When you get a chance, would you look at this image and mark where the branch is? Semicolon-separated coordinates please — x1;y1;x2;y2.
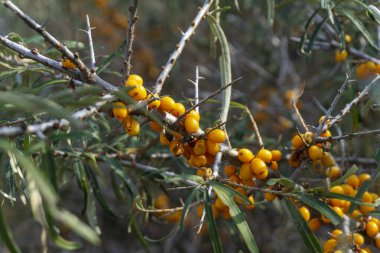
244;106;264;148
3;0;93;82
122;0;139;82
86;15;96;71
316;129;380;142
154;0;214;94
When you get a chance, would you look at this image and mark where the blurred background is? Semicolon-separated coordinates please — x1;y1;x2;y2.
1;0;380;252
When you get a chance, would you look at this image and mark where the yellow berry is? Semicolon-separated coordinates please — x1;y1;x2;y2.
366;221;379;237
229;174;241;184
270;161;278;171
170;140;184;156
112;102;128;120
127;82;147;101
345;34;352;43
237;148;254;163
291;134;304;148
322;152;335;167
191;155;207;167
186;110;200;121
194;139;206;155
331;229;343;237
323;239;337;252
159;96;176;112
308;145;323;160
206;141;220;155
347;175;360;189
127;74;143;85
61;58;76;69
298;206;310;221
341;184;355;196
358;173;371;185
244;195;255;210
239;163;253;181
335;49;348;62
308;218;322;232
256;149;272;163
207;129;226;143
362;191;373;203
159;132;171;146
224;165;236;177
125;119;140;136
250;158;268;178
353;232;364;246
171;103;186;117
146;94;161;110
271;150;282;161
264;192;276;202
326;166;341;179
376;237;380;249
184;117;199;133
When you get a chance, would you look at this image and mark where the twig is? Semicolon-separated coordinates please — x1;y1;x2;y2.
154;0;214;94
3;0;93;82
122;0;139;82
334;157;377;166
244;106;264;148
175;76;243;124
316;129;380;142
315;73;352;137
292;92;309;132
188;66;204;113
325;75;380;130
86;15;96;71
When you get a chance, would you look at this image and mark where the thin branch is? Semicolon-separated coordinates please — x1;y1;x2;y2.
86;15;96;71
122;0;139;82
325;75;380;130
3;0;93;81
188;66;204;113
244;106;264;148
154;0;214;94
292;93;309;132
316;129;380;142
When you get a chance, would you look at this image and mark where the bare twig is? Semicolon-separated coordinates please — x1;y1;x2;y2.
292;93;309;132
122;0;139;82
325;75;380;130
85;15;96;71
245;106;264;148
316;129;380;142
154;0;214;94
188;66;204;113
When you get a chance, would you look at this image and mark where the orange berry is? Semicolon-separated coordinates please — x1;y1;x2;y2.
207;129;226;143
159;132;171;146
146;93;161;110
171;103;186;117
124;118;140;136
321;130;332;138
126;74;143;86
312;159;324;173
237;148;254;163
322;152;335;167
61;58;76;69
170;140;184;156
270;161;278;171
229;174;241;184
242;179;254;187
345;34;352;43
331;229;343;237
289;158;301;168
244;195;255;210
224;165;236;177
323;239;337;252
154;194;169;209
358;173;371;185
326;166;341;179
366;221;379;238
192;155;207;167
308;145;323;160
250;158;267;177
184;117;199;133
112;102;128;120
234;188;246;204
335;49;348;62
194;139;206;155
346;175;360;189
256;149;272;163
298;206;310;221
318;116;330;125
159;96;176;112
206;141;220;155
308;218;322;232
341;184;354;196
185;110;200;121
353;232;364;246
270;150;282;161
264;192;276;202
239;163;253;181
196;204;204;217
291;134;304;148
303;131;314;144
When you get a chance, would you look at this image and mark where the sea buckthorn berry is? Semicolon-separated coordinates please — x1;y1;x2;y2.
366;221;379;237
194;139;206;155
237;148;254;163
326;166;341;179
358;173;371;185
289;158;301;168
146;94;161;110
255;167;269;180
345;34;352;43
362;191;373;203
251;158;267;176
291;134;304;148
224;165;236;177
186;110;200;121
112;102;128;120
184;117;199;133
229;174;241;184
318;115;331;125
362;248;371;253
270;161;278;171
126;74;143;86
171;103;185;117
192;155;207;167
244;195;255;210
335;49;348;62
308;145;323;160
298;206;310;221
126;119;140;136
239;163;253;181
322;152;335;167
206;141;220;155
264;192;276;202
353;233;364;246
242;179;254;187
370;217;380;228
159;132;171;146
341;184;354;196
206;154;215;165
154;194;169;209
303;131;314;144
128;83;147;101
207;129;226;143
321;130;332;138
256;149;272;163
271;150;282;161
346;175;360;189
159;96;176;112
308;218;322;232
323;239;337;252
331;229;343;237
149;121;163;132
61;58;76;69
311;159;324;174
170;140;184;156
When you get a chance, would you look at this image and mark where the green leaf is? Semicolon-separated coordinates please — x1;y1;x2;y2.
211;182;259;253
266;0;275;27
293;193;343;226
0;206;21;253
368;5;380;24
179;186;201;230
340;9;378;49
284;198;323;253
299;9;321;54
266;178;294;189
205;190;224;253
